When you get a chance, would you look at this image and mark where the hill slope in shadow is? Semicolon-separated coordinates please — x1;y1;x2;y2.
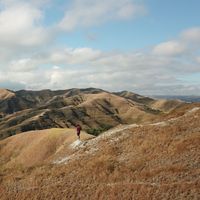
0;88;185;140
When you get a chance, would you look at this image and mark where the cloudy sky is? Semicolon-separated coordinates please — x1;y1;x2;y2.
0;0;200;95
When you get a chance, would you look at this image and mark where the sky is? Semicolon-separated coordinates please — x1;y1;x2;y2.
0;0;200;95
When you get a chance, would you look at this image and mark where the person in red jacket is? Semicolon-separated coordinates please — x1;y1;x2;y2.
76;124;82;140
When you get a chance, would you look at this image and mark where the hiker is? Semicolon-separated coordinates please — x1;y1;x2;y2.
76;124;82;140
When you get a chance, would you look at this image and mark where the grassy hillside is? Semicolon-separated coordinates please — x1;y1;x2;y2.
1;88;182;140
0;103;199;199
0;128;94;169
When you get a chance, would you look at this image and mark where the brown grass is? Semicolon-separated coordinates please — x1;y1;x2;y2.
150;99;184;112
0;128;93;169
0;89;15;100
0;105;200;199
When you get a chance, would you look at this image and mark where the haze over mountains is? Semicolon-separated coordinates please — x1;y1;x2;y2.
153;95;200;103
0;88;185;140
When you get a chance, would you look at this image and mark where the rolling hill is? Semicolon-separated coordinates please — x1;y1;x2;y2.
0;88;185;140
0;102;199;199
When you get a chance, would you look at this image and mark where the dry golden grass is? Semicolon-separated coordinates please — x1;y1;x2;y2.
0;91;163;140
0;89;15;100
0;105;200;199
0;128;93;169
78;92;157;124
150;99;184;112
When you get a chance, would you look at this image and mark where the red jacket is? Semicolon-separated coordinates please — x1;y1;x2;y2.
76;125;82;133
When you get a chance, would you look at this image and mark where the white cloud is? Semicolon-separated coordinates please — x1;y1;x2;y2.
1;42;199;94
0;0;53;60
49;48;102;64
152;41;186;56
0;0;56;70
0;0;199;96
9;58;38;72
0;0;50;7
181;27;200;43
152;27;200;57
59;0;146;31
196;56;200;64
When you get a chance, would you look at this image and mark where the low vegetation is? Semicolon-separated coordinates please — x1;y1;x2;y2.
86;124;113;136
0;104;199;199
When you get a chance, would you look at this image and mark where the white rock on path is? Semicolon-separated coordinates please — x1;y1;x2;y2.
70;139;84;149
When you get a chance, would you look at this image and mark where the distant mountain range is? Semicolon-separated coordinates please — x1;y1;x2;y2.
0;88;185;140
153;95;200;103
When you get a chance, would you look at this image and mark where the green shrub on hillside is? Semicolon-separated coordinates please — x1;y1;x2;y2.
86;124;112;136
